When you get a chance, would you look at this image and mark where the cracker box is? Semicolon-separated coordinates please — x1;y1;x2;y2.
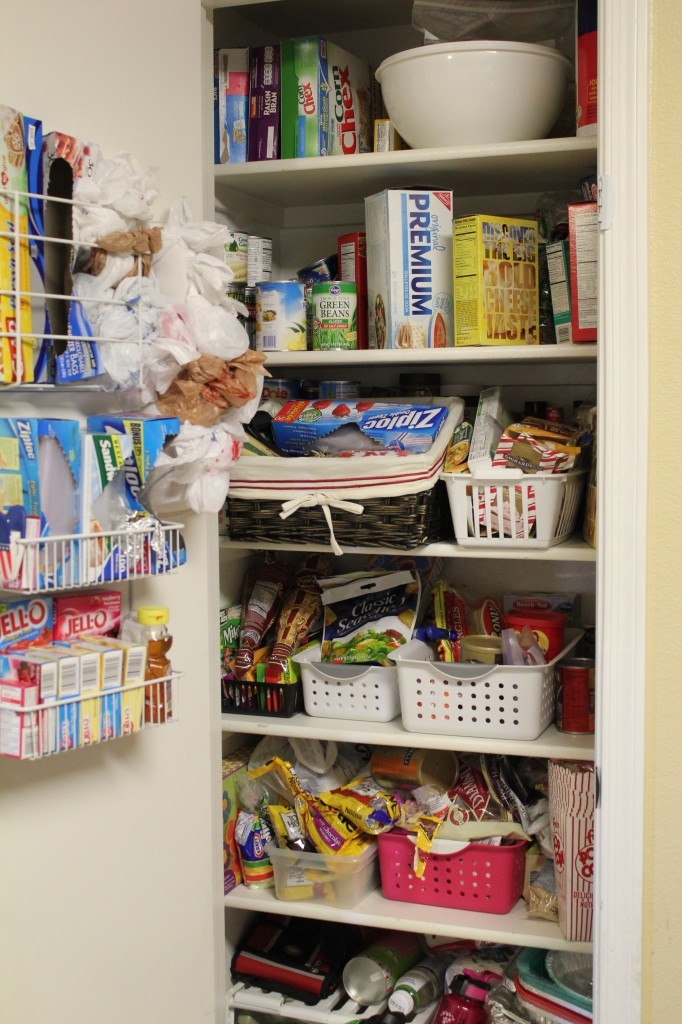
222;746;254;894
568;201;598;342
453;214;539;346
366;189;454;349
214;48;249;164
281;37;375;158
548;759;595;941
0;104;34;383
248;45;281;162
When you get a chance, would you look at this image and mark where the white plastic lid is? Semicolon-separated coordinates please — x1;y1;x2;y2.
387;989;415;1016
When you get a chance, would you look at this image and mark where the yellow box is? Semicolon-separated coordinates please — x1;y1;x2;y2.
0;105;34;382
453;214;539;346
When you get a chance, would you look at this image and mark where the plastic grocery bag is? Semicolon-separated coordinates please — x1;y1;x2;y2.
73;151;159;242
153;197;234;308
413;0;576;50
248;737;369;796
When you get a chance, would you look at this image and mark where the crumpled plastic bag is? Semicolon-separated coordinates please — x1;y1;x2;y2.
73;151;159;242
153;197;234;308
156;350;269;426
185;287;250;361
140;420;245;515
248;737;370;797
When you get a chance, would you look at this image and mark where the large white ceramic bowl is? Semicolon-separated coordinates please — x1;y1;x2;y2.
375;40;573;148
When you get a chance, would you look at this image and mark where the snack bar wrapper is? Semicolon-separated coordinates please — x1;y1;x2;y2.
548;759;595;941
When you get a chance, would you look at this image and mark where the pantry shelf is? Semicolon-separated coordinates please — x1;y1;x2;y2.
214;137;598;209
220;712;594;761
261;345;598;370
224;885;592;954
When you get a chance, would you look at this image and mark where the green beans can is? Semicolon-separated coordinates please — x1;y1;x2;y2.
311;282;358;350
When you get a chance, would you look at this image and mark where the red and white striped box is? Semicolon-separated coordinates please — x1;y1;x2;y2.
548;759;596;941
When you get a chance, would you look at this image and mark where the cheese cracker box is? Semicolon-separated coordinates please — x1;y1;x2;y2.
222;746;254;894
453;214;539;346
0;105;34;382
366;189;454;349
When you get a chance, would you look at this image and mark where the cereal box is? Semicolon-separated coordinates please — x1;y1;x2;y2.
214;48;249;164
453;214;539;346
222;746;254;894
0;104;34;382
568;201;598;342
548;759;595;941
281;37;375;159
366;189;454;349
247;45;281;162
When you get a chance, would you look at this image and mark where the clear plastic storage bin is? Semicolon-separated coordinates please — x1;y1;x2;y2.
266;841;378;909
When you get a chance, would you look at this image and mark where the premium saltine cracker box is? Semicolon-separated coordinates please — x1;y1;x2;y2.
366;188;454;349
453;214;539;346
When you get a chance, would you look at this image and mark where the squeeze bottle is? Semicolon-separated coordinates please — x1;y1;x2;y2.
137;605;173;724
387;953;450;1019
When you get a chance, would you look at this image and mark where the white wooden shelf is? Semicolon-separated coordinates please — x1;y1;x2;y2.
224;885;591;954
220;712;594;761
260;344;598;370
214;137;597;209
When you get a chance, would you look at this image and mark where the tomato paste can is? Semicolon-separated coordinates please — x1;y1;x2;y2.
255;281;307;351
556;657;595;734
247;235;273;287
311;282;358;350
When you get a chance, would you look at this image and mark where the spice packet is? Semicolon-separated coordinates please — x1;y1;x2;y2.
320;569;420;665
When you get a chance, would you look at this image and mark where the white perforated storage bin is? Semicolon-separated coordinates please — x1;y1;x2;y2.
390;629;582;740
294;646;400;722
441;467;587;548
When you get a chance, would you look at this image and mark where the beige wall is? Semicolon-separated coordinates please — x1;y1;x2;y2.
644;3;682;1021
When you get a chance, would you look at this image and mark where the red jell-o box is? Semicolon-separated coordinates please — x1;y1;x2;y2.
54;592;121;642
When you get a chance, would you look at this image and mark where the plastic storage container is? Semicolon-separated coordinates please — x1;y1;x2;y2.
377;832;527;915
389;630;583;741
266;841;378;909
294;646;401;723
441;468;587;549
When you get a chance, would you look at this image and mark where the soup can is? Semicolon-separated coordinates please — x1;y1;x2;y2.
556;658;595;734
311;282;358;350
247;235;273;287
255;281;307;351
318;380;360;399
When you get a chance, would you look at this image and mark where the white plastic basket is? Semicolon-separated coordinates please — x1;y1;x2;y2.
441;467;587;548
390;629;583;740
294;645;401;722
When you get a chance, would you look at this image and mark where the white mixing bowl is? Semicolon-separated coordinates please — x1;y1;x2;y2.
375;40;573;148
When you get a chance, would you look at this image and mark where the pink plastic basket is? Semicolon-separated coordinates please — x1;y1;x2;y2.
377;832;527;915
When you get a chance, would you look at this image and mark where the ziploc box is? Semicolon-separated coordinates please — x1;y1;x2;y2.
79;431;134;584
85;416;180;514
222;746;254;894
0;417;42;587
366;189;454;349
42;132;102;383
272;400;449;456
0;105;34;382
453;214;539;346
248;45;281;162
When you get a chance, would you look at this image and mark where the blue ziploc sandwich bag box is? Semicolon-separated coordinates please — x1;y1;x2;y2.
0;418;42;587
272;400;449;456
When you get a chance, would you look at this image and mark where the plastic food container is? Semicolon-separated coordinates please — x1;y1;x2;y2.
389;630;583;741
377;832;526;915
294;645;401;722
266;841;378;909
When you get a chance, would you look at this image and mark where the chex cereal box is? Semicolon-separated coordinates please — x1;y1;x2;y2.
272;400;449;456
453;214;539;346
366;189;454;349
0;104;34;382
281;37;375;158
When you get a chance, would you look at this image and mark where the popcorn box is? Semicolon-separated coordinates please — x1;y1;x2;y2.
0;104;34;383
222;746;254;894
454;214;539;346
366;189;454;349
548;759;596;941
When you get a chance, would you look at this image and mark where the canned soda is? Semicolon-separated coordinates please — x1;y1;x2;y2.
556;657;595;733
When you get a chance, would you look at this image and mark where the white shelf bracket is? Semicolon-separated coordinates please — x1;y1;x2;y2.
598;174;614;231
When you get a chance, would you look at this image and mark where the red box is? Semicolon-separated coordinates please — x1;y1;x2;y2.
548;759;596;941
338;231;368;349
53;591;121;642
568;202;598;342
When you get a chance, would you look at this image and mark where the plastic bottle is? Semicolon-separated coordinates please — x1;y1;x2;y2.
432;975;489;1024
136;605;173;724
387;953;451;1019
342;931;424;1006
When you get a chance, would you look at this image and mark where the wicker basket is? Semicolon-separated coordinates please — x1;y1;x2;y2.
225;479;452;549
